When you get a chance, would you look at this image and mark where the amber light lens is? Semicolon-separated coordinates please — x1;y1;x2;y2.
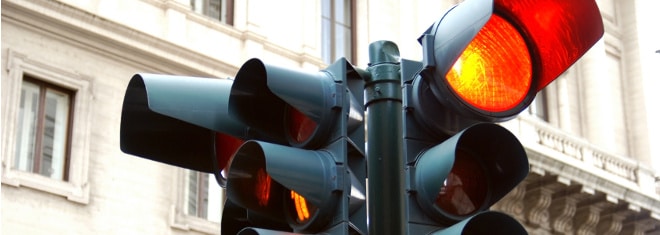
288;107;318;144
446;14;532;113
436;149;487;216
290;190;318;224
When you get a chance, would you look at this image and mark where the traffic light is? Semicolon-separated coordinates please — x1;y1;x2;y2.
402;0;604;234
223;58;367;234
120;74;263;186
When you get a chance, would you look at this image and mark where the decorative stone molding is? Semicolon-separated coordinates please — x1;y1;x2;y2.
494;116;660;234
492;181;527;223
550;189;580;233
575;204;601;235
597;213;624;235
525;186;553;230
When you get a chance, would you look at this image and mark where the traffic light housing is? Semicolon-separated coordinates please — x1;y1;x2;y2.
402;0;604;233
223;58;366;234
411;0;605;134
119;0;605;233
120;74;254;186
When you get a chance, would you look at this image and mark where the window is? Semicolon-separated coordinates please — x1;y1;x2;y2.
14;76;73;181
191;0;234;25
2;50;91;204
184;171;223;223
170;169;224;233
528;89;548;121
322;0;355;64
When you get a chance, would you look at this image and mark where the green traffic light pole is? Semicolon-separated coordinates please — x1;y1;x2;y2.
365;40;406;235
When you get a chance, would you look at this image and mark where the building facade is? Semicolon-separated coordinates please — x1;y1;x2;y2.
2;0;659;234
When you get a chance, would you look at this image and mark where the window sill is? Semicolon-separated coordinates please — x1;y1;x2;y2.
1;169;89;204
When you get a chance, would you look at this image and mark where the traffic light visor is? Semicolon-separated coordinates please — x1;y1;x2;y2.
229;58;339;148
495;0;605;91
120;74;250;175
414;123;528;222
225;141;340;231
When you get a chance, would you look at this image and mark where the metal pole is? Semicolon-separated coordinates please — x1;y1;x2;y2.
365;40;406;235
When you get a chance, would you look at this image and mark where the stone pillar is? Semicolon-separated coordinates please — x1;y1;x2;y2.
579;40;623;154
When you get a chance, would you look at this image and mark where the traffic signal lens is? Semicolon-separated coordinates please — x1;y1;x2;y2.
289;190;319;224
288;106;318;144
215;133;244;172
255;168;272;207
436;148;487;216
446;14;532;113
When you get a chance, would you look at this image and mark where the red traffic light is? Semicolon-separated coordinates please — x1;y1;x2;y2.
445;14;532;113
215;133;244;172
419;0;604;121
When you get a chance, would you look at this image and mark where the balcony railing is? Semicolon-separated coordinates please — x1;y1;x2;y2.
503;115;659;197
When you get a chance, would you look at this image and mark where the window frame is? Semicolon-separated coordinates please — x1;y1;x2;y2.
170;168;224;234
14;76;75;181
2;49;91;204
190;0;234;26
321;0;356;64
185;170;211;219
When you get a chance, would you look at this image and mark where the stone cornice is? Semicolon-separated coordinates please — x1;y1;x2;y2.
2;0;326;77
2;0;241;77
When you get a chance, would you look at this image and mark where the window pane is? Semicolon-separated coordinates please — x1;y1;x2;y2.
322;0;331;18
334;0;350;25
321;0;353;64
41;88;70;180
322;18;333;63
191;0;230;23
185;171;222;222
187;170;199;216
335;23;351;60
191;0;204;14
198;172;209;219
206;173;222;222
207;0;221;20
14;81;40;172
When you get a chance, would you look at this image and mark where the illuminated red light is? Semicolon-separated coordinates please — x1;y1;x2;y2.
255;168;272;207
288;107;318;144
215;133;244;171
445;14;532;113
495;0;604;91
435;148;487;216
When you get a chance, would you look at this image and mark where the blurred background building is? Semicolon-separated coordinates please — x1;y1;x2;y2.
2;0;660;234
